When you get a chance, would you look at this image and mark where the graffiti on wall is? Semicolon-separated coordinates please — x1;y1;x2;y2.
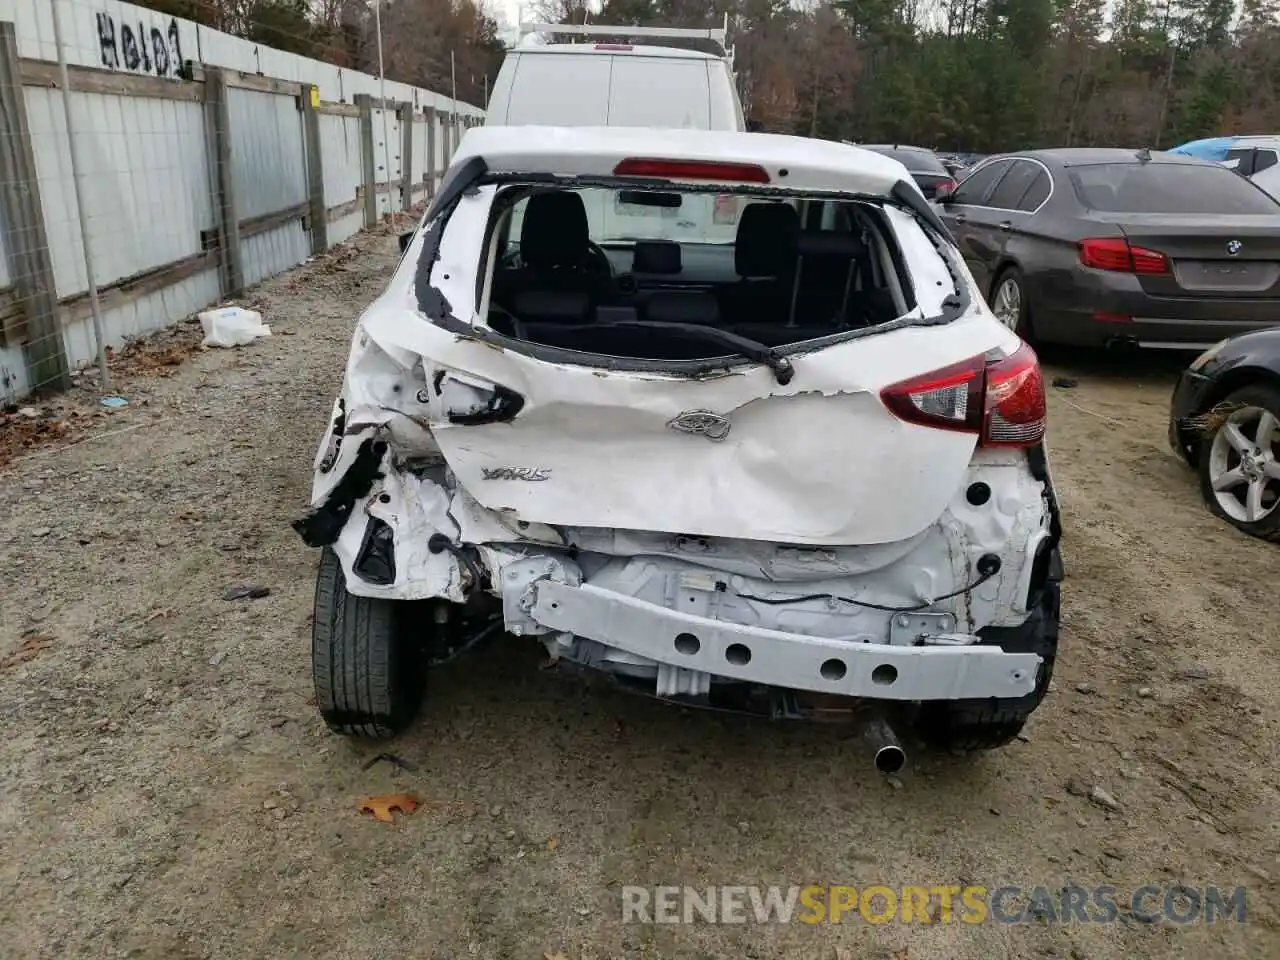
95;12;184;78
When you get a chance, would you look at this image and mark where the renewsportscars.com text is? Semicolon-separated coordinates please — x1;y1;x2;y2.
620;884;1247;925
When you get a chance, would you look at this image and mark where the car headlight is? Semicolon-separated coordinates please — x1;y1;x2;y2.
1189;338;1229;372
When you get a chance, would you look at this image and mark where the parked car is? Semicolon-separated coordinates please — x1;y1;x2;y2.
857;144;956;200
295;126;1063;762
935;148;1280;349
942;152;986;179
939;155;967;179
486;20;744;131
1169;135;1280;201
1169;329;1280;539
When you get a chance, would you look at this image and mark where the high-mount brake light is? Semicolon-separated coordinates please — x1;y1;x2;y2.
879;342;1047;448
612;158;772;183
1078;237;1170;275
594;43;633;50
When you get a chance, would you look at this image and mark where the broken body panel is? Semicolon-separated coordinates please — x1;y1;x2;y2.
298;128;1059;708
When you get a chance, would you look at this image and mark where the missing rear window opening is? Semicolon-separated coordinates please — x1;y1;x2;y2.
470;182;939;364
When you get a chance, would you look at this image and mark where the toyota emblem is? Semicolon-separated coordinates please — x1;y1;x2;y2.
1226;239;1243;256
668;410;732;441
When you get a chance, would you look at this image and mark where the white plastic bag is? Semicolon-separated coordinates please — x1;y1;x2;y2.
199;307;272;348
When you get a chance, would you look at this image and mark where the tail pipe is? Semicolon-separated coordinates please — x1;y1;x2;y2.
863;714;907;775
1105;334;1140;353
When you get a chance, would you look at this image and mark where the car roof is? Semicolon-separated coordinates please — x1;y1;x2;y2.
858;144;937;160
860;144;935;153
514;43;719;61
1009;148;1214;168
453;126;910;196
1170;135;1280;159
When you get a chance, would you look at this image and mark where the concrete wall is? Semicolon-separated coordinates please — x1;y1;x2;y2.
0;0;482;402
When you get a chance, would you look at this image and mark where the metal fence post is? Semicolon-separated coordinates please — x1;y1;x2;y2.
300;83;327;254
203;66;243;297
425;106;437;198
355;93;376;227
398;101;413;212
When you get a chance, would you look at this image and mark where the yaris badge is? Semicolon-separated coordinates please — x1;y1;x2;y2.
668;410;732;441
1226;240;1243;256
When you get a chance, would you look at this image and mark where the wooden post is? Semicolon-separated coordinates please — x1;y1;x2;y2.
300;83;327;254
425;106;437;198
0;20;68;386
355;93;376;227
203;66;243;297
398;101;413;212
0;21;69;389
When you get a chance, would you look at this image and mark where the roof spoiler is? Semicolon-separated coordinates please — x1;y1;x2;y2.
518;17;732;65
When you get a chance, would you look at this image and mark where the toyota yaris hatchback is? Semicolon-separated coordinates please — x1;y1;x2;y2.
294;127;1063;766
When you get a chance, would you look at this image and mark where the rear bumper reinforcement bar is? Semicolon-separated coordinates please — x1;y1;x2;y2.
531;581;1040;701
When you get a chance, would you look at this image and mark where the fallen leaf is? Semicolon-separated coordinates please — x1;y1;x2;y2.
544;953;569;960
834;948;853;960
546;836;558;852
358;793;421;823
0;634;55;671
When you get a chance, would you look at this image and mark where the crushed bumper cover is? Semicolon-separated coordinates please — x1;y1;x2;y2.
531;580;1041;701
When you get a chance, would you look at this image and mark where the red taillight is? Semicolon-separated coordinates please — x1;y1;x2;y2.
936;179;956;194
982;345;1048;447
612;158;771;183
880;355;985;435
594;43;633;50
1129;245;1170;274
880;343;1047;448
1078;237;1170;275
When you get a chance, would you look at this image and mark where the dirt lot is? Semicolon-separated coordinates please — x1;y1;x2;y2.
1;230;1277;960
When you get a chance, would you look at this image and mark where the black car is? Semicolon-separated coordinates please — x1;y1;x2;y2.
1169;328;1280;539
935;148;1280;349
857;144;956;200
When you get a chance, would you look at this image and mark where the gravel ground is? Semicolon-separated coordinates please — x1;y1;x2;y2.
1;230;1277;960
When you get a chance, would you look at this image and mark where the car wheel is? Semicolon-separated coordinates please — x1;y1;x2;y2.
989;267;1032;340
1196;384;1280;541
915;560;1060;751
312;547;425;737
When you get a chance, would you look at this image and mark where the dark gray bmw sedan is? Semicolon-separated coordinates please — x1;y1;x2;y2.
936;148;1280;350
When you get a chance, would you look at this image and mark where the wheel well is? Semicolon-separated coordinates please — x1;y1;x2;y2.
988;260;1020;300
1198;366;1280;413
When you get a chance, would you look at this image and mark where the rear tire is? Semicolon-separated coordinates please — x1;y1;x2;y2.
915;566;1060;752
312;547;425;737
1196;384;1280;542
989;266;1034;341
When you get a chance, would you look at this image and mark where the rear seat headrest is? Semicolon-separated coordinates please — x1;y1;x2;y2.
520;191;590;270
643;291;721;326
735;203;800;278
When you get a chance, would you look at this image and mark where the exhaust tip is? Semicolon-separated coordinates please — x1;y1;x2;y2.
875;744;906;775
863;714;907;776
1105;335;1140;352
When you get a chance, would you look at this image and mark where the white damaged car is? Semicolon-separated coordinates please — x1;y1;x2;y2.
294;127;1063;765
